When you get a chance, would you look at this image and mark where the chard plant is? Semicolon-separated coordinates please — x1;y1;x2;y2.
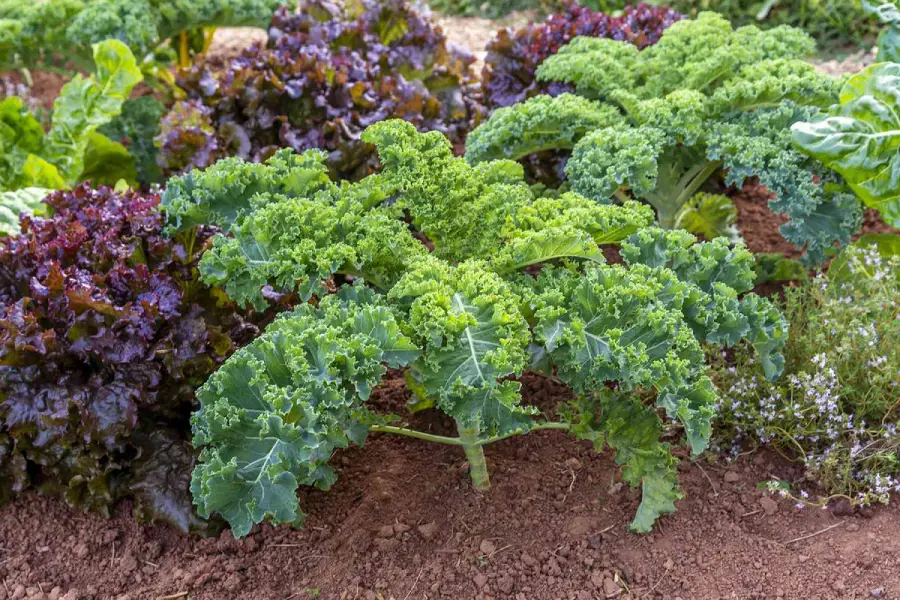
0;40;142;194
162;120;787;537
791;62;900;229
465;12;862;262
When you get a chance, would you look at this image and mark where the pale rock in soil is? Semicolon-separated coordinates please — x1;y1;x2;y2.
417;521;438;540
473;573;489;588
590;570;605;588
10;586;24;600
376;525;395;538
393;522;411;535
603;577;620;596
871;587;885;597
759;497;778;516
724;471;741;483
479;539;496;555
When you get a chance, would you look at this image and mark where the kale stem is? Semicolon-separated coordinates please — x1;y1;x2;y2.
368;424;464;445
475;422;570;445
458;422;490;490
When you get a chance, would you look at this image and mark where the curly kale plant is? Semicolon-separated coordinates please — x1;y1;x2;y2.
482;2;681;109
466;12;863;262
0;40;142;194
163;119;787;536
0;184;264;531
0;0;285;73
159;0;484;180
792;63;900;228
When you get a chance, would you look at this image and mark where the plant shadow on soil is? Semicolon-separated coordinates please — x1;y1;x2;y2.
1;371;899;600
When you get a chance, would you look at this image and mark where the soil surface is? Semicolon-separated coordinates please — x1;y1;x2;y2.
2;374;899;600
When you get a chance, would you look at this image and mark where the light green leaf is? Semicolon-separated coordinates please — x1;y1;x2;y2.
791;63;900;227
863;0;900;62
43;39;142;183
79;132;138;187
673;193;742;243
0;187;50;235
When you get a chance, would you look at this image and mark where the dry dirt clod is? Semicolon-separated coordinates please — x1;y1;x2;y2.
602;577;620;596
479;539;497;555
724;471;741;483
376;525;395;538
416;521;438;541
473;573;488;589
759;497;778;516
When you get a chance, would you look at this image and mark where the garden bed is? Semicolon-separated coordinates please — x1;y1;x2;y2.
1;372;899;600
3;4;900;600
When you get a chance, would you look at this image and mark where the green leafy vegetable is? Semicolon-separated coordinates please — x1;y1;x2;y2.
863;0;900;62
0;0;285;72
791;62;900;227
0;40;142;192
466;12;861;264
177;120;787;534
0;187;49;235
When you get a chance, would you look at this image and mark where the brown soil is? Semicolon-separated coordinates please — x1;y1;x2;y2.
2;374;899;600
733;181;900;261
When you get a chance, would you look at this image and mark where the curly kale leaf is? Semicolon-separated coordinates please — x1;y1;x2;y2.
464;94;620;164
620;228;787;378
566;392;681;533
710;103;862;263
526;262;717;455
190;287;419;536
0;0;284;71
161;148;332;234
367;120;655;270
389;258;537;436
791;63;900;227
468;12;850;262
198;177;424;310
537;12;816;101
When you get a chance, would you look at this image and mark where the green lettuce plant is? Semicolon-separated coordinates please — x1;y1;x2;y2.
466;12;862;263
163;119;788;536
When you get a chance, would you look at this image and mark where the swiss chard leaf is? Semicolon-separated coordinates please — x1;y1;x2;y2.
791;63;900;227
43;40;142;183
